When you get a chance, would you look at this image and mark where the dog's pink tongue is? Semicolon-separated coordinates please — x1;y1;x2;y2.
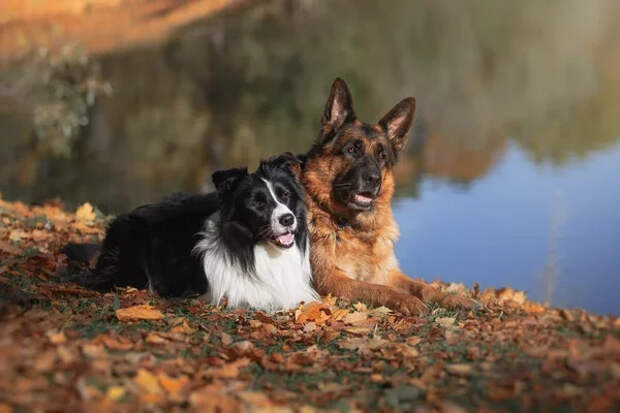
355;194;372;204
277;232;294;246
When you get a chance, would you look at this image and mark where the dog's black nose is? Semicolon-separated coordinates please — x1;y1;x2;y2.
278;213;295;227
362;170;381;186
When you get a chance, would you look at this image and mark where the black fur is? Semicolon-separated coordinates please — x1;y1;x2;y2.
63;153;307;298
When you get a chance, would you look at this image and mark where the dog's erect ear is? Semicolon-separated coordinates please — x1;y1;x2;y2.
212;168;248;199
379;97;416;154
268;152;302;180
319;78;355;143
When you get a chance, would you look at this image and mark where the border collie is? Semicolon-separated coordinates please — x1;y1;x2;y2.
64;153;319;311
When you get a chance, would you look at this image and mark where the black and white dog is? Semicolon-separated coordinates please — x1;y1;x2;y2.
64;153;319;311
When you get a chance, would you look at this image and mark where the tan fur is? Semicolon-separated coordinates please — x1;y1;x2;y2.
302;83;477;314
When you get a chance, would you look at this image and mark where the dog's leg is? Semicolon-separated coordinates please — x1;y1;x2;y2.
385;270;481;310
315;271;428;315
310;226;427;315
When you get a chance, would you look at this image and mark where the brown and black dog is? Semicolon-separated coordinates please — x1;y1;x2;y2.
302;78;476;315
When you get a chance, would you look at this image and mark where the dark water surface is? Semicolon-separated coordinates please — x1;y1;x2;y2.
1;0;619;314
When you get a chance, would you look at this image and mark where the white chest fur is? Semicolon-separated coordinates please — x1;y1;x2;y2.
194;215;319;312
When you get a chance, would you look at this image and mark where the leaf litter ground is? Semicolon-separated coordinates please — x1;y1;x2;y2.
0;198;619;412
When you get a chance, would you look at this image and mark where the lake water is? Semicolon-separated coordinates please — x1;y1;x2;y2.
395;143;620;315
1;0;619;314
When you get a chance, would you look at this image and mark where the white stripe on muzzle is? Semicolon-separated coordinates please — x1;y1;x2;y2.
261;178;296;235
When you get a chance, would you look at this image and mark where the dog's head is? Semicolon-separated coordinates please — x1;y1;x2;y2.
212;153;306;249
305;78;415;217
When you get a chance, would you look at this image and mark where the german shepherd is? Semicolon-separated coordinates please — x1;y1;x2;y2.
302;79;477;315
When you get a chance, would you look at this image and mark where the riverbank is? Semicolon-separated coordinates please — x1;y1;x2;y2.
0;198;618;412
0;0;245;61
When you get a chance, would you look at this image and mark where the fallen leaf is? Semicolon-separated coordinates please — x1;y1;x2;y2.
330;308;350;321
445;329;460;345
436;317;456;328
369;306;392;318
34;351;56;372
57;346;75;364
303;322;317;333
46;330;66;344
249;320;263;328
169;319;195;334
100;335;133;350
146;332;168;344
322;294;338;307
115;304;164;321
82;344;106;359
0;240;22;255
524;302;546;314
340;336;388;351
76;202;96;224
322;329;341;343
344;326;372;335
237;391;273;407
445;363;473;376
105;386;126;401
207;357;250;379
407;336;422;346
220;332;233;346
295;301;331;325
8;229;28;243
134;369;162;394
190;383;240;412
342;311;368;325
231;340;254;354
158;373;189;401
31;229;51;241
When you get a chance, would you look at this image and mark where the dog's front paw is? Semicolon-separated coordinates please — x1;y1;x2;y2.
387;293;428;316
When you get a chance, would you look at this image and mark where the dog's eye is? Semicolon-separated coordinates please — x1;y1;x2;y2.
252;200;265;209
279;190;290;202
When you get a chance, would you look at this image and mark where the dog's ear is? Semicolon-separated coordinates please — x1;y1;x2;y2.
379;97;416;154
268;152;302;180
319;78;355;143
212;167;248;200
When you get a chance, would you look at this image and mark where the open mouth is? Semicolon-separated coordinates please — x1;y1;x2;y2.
348;192;375;210
272;231;295;248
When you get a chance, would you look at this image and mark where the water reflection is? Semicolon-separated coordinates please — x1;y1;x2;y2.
1;0;619;313
395;143;620;315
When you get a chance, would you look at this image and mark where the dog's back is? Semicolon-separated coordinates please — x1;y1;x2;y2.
66;193;218;297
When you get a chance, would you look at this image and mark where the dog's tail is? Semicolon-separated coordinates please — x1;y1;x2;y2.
61;243;114;292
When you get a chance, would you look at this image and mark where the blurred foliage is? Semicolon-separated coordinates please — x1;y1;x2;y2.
0;46;111;158
1;0;619;211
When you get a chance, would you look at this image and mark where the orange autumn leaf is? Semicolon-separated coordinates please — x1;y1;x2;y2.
134;369;162;394
99;335;133;350
190;383;240;413
46;330;66;345
207;357;250;379
330;308;350;321
295;301;331;325
321;294;338;308
524;302;546;314
115;304;164;321
341;311;368;325
75;202;96;224
105;386;126;402
158;373;189;401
